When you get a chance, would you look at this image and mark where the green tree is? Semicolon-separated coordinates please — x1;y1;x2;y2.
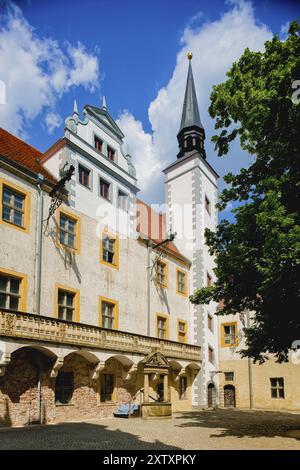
190;21;300;362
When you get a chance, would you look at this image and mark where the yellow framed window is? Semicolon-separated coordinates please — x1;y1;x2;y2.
0;268;27;312
177;269;187;296
100;373;115;402
0;274;21;310
178;320;188;343
100;233;119;269
99;297;119;330
55;285;80;322
156;261;168;287
157;314;169;339
0;179;30;233
57;209;80;252
221;322;238;347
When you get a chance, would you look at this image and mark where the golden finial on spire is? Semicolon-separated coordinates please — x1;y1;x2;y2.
187;51;193;60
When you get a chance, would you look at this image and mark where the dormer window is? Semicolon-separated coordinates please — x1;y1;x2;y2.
107;146;115;161
95;136;103;153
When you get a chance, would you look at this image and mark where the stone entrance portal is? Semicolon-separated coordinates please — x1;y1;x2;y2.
141;351;172;418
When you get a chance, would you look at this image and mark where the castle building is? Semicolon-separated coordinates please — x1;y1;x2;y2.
0;56;207;426
1;55;297;428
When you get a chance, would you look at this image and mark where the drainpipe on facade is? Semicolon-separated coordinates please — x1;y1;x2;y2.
246;310;254;409
36;174;44;315
146;232;176;337
147;240;153;336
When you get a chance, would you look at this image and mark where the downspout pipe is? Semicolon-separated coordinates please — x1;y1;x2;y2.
246;311;254;409
146;231;176;336
36;173;44;315
147;240;153;336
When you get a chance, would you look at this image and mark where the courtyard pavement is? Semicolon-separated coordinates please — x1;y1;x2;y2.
1;409;300;450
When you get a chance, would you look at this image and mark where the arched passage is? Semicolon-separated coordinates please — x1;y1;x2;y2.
0;346;55;427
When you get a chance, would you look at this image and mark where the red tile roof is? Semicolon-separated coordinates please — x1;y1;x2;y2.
0;128;56;184
136;198;188;261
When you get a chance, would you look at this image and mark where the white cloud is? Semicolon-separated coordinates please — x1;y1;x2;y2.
116;110;162;192
0;3;99;137
279;21;290;40
117;0;272;204
45;112;62;134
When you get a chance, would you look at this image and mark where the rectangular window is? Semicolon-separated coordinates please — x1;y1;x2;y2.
222;323;238;347
101;300;115;329
156;261;167;287
100;373;114;402
2;185;25;228
205;195;211;214
57;289;75;321
59;213;77;249
177;269;187;295
99;297;118;330
78;164;90;188
107;146;115;161
99;178;111;200
178;320;187;343
224;372;234;382
55;371;74;405
94;136;103;153
157;316;168;339
208;313;213;332
0;274;21;310
208;346;214;364
117;190;128;212
102;235;116;264
179;376;188;400
207;272;212;287
270;378;285;399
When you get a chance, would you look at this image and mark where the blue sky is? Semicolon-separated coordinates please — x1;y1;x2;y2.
0;0;299;216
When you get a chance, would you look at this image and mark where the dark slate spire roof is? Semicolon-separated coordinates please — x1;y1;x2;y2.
178;60;203;133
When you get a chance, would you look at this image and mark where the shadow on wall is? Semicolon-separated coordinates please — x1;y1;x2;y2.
0;398;12;427
0;421;182;450
174;410;300;440
44;218;82;284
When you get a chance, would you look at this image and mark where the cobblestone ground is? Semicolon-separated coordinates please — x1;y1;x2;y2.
1;409;300;450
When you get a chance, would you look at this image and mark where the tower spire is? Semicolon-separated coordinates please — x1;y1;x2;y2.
177;52;206;159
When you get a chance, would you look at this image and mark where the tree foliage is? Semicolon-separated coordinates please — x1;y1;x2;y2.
190;22;300;362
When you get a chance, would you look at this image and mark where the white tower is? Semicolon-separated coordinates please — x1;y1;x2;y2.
164;53;219;407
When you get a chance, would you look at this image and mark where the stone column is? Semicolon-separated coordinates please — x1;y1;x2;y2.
144;372;149;402
163;373;169;402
